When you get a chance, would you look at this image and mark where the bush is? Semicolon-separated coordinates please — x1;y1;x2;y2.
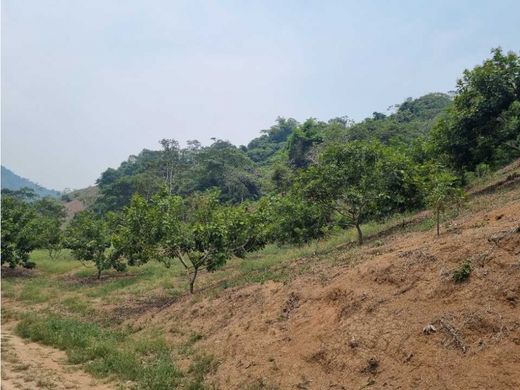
452;262;472;283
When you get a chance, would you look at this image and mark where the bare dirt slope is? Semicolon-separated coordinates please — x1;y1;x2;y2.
1;323;113;390
130;181;520;389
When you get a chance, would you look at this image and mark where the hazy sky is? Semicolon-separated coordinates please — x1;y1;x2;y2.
2;0;519;190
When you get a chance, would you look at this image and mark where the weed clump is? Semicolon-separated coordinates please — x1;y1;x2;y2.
452;262;472;283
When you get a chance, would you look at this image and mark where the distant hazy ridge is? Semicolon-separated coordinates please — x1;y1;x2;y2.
1;166;60;198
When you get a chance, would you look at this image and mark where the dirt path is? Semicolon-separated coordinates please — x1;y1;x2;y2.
1;323;115;390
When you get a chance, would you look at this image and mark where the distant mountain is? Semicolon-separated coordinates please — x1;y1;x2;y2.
1;166;60;198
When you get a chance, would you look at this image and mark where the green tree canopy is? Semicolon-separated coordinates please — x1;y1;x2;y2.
431;48;520;171
1;195;40;268
298;141;420;245
65;211;126;278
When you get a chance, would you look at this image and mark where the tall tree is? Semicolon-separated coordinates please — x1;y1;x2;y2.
287;119;324;169
431;48;520;171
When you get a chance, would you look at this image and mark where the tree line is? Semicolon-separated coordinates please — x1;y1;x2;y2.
2;48;518;293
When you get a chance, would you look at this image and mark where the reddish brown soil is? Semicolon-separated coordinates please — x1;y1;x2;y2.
131;189;520;389
64;199;86;218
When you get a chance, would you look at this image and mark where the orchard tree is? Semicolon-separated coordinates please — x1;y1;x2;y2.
157;191;265;293
159;192;226;293
299;141;391;245
261;194;331;247
111;194;161;267
425;170;465;236
221;201;269;258
1;195;40;268
65;211;125;279
33;198;67;259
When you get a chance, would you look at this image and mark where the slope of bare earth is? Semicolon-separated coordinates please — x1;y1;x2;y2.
127;176;520;389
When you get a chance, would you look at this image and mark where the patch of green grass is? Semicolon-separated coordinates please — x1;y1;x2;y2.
71;260;186;300
16;313;183;390
186;353;218;389
1;307;19;323
18;278;59;303
30;249;79;275
73;267;99;278
1;279;17;299
413;216;436;232
61;296;93;316
85;277;140;298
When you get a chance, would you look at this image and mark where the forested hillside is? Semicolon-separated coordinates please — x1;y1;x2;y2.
92;92;452;212
1;166;60;198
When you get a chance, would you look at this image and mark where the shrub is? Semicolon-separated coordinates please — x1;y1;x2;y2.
452;262;472;283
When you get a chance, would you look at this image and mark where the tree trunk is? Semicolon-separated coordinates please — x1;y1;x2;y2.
436;208;440;237
189;266;199;294
97;268;102;280
355;223;363;246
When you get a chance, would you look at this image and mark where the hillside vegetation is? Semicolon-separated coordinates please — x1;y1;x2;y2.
2;159;519;389
1;47;520;389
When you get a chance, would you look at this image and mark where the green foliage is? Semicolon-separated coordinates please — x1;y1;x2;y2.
298;141;420;245
110;190;268;293
1;194;41;268
430;48;520;171
157;190;267;293
90;92;453;214
33;197;67;258
329;93;452;146
269;163;292;193
452;262;472;283
186;140;261;203
246;117;299;164
261;194;331;246
64;211;126;278
94;139;261;212
424;169;465;236
111;194;161;267
287;118;324;169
